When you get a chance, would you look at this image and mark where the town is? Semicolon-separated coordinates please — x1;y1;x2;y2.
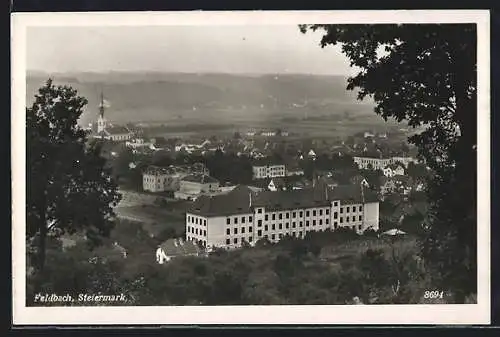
58;93;431;265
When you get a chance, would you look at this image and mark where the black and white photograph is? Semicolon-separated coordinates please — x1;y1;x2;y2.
12;10;490;325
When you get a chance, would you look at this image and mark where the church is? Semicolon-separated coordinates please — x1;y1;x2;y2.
91;92;133;142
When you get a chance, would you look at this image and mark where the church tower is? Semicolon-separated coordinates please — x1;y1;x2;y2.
97;91;107;133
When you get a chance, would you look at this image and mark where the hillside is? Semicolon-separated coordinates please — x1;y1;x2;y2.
26;71;376;127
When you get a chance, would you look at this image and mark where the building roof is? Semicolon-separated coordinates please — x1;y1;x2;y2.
158;238;202;257
187;183;378;217
181;174;219;184
252;157;285;167
105;126;131;135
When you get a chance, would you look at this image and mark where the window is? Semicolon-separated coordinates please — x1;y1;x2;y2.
204;219;207;226
258;208;263;214
292;222;296;228
264;235;268;239
234;238;238;244
326;219;329;224
187;216;191;222
352;216;356;222
249;226;253;232
313;220;316;226
300;211;303;217
340;208;344;214
360;206;363;211
265;214;269;221
319;219;323;225
242;227;246;234
286;213;290;219
358;225;362;230
334;201;339;207
234;228;238;234
272;234;276;240
326;209;329;215
306;211;310;217
319;209;323;216
292;232;296;237
226;218;230;225
286;223;289;229
258;220;262;227
306;221;310;227
249;237;253;242
359;215;362;221
346;217;350;223
195;228;199;235
272;214;276;220
234;217;238;224
226;239;230;244
226;228;230;235
352;206;356;212
264;225;269;231
279;233;283;239
258;230;262;236
279;223;283;230
279;213;283;220
242;217;246;224
347;206;350;213
203;230;206;236
292;212;296;218
272;224;276;230
340;218;344;223
334;223;338;229
334;212;338;219
195;218;199;225
313;210;317;216
299;221;303;227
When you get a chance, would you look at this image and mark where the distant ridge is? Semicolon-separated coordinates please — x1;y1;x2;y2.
26;70;373;127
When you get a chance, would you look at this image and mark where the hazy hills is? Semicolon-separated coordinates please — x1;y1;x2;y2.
26;71;375;127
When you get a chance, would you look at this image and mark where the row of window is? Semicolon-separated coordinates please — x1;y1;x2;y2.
226;226;253;235
187;226;207;236
260;208;330;219
226;216;253;225
340;205;363;213
187;216;207;226
186;237;207;247
225;237;254;245
339;215;363;223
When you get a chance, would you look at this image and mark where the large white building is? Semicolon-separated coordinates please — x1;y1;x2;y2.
142;163;209;193
174;174;220;200
353;156;417;170
185;183;380;251
252;163;286;179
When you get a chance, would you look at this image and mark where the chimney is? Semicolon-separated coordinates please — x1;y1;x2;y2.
249;192;253;208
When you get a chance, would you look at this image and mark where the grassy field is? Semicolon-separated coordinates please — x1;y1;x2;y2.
115;204;187;236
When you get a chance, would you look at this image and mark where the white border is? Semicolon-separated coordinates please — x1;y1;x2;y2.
11;10;491;325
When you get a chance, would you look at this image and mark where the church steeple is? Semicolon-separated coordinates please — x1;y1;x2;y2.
99;91;105;118
97;90;107;133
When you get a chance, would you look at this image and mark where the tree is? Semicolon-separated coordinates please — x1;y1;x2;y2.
27;79;121;282
300;24;477;301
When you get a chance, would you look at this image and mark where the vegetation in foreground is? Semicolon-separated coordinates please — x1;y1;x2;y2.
28;227;468;306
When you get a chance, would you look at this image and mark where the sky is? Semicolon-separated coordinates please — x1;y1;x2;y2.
27;25;355;75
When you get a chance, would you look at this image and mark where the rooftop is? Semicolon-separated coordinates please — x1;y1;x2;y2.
105;126;131;135
188;183;378;217
158;238;202;257
181;174;219;184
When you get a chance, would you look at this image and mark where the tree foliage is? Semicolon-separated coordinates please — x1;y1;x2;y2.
300;24;477;300
27;79;121;276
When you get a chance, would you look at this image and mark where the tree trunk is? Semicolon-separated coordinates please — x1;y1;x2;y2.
33;210;47;294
